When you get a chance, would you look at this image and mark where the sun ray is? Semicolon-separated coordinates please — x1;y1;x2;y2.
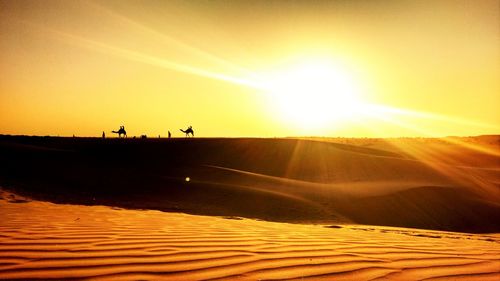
360;110;500;199
366;104;500;130
85;0;254;77
17;19;260;90
364;104;500;156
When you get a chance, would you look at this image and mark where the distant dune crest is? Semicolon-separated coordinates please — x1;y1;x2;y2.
0;136;499;233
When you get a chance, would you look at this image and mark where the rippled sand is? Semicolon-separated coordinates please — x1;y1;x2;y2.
1;193;498;280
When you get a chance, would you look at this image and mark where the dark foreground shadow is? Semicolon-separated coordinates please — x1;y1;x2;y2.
0;135;499;233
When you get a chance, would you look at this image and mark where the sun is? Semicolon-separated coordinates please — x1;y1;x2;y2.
259;60;366;130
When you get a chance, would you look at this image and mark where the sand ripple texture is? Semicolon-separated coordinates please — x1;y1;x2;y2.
0;197;499;280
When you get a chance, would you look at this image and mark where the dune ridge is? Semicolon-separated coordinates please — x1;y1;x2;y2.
0;192;499;280
0;136;499;232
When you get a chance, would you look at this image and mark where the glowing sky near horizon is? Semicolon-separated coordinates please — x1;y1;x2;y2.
0;0;499;137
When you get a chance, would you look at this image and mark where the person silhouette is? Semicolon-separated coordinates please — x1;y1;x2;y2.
102;131;105;139
168;130;171;139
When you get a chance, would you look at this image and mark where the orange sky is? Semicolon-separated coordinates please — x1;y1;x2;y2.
0;0;499;137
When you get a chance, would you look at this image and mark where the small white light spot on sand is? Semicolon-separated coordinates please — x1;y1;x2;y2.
185;177;190;182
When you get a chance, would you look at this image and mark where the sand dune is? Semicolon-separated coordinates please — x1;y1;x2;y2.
0;136;499;232
0;192;499;280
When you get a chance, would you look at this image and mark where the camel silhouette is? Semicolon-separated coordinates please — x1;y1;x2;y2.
112;126;127;138
180;126;194;137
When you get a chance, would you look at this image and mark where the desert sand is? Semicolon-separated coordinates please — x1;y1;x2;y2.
0;136;499;280
0;136;499;233
0;191;499;280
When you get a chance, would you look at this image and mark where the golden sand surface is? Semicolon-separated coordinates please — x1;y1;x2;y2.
0;192;498;281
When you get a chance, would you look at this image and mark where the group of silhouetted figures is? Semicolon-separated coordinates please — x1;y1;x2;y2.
102;125;194;139
111;126;127;138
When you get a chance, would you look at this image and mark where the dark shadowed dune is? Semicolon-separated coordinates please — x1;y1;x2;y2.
0;135;499;232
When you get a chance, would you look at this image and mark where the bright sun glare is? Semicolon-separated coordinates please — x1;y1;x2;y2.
260;60;365;130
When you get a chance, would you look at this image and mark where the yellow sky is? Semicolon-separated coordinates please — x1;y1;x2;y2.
0;0;499;137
